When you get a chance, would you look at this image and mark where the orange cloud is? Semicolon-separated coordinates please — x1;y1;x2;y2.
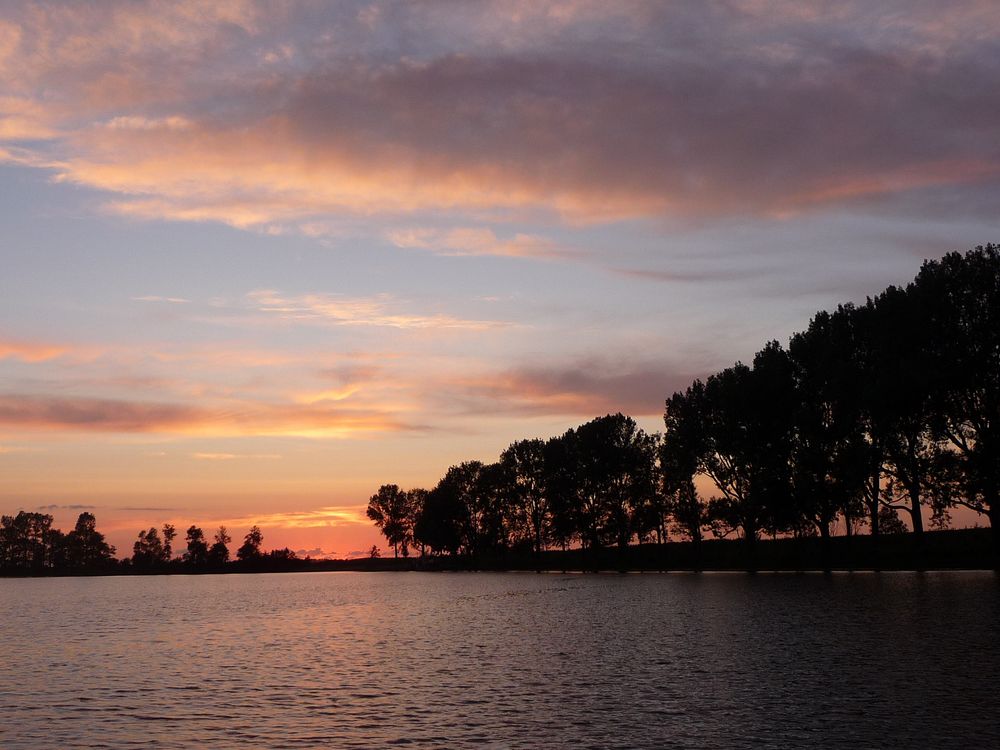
248;290;511;331
0;339;69;362
387;226;575;259
223;504;371;530
0;394;419;437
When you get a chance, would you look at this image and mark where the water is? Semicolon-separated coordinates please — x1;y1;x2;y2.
0;572;997;749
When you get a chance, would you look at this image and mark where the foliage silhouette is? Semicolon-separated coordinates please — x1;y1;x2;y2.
367;246;1000;570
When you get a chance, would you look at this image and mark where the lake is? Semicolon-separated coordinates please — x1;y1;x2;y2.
0;572;997;748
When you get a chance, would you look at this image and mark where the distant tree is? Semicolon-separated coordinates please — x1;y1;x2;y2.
367;484;413;558
0;511;57;570
237;525;264;561
184;525;209;567
368;544;380;559
861;287;941;542
162;523;177;562
700;343;797;560
789;310;871;563
877;505;908;535
542;433;580;552
551;414;657;565
406;489;429;556
633;433;671;549
413;483;466;556
208;526;231;566
663;388;709;548
500;439;549;559
132;527;164;569
64;512;115;569
433;460;511;558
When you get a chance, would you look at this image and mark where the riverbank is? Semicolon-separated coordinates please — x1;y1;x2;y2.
2;528;995;576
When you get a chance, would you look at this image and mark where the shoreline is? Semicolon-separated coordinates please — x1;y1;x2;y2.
3;527;995;577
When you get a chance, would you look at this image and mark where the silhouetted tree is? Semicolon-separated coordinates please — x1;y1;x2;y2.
208;526;231;566
237;525;264;561
473;461;514;555
367;484;413;558
500;439;549;560
663;387;709;549
915;245;1000;556
0;511;57;570
406;488;429;556
789;310;870;564
700;343;796;563
184;525;209;568
162;523;177;562
543;434;580;552
64;512;115;569
551;414;656;566
132;527;165;569
878;505;908;535
862;287;939;542
413;484;465;556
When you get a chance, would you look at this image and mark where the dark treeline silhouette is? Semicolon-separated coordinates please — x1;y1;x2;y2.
0;511;116;573
0;513;303;575
368;246;1000;570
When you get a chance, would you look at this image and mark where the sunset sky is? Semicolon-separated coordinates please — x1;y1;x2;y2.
1;1;998;556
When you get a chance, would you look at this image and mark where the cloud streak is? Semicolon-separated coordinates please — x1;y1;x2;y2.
440;359;697;418
248;290;511;331
0;394;419;437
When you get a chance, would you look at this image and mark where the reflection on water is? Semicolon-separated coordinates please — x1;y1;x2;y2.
1;572;997;748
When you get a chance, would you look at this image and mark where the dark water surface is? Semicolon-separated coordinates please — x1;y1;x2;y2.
1;572;997;748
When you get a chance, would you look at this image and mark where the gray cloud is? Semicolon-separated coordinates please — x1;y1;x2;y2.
36;504;97;511
4;2;1000;226
440;359;700;418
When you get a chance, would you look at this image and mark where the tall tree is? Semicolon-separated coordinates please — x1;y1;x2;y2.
367;484;413;558
564;414;657;559
162;523;177;562
413;483;466;556
208;526;231;566
543;434;580;553
700;343;796;560
499;439;549;560
184;525;209;567
789;310;871;563
237;525;264;561
406;488;429;557
915;245;1000;556
432;462;501;558
663;387;709;548
64;512;115;569
0;511;57;570
861;287;939;541
132;527;164;569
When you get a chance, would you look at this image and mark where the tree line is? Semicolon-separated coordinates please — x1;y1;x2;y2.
368;245;1000;567
0;511;299;574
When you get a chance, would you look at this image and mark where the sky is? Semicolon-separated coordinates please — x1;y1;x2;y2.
1;1;998;557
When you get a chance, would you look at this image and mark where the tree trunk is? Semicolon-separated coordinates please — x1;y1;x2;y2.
819;520;831;573
988;501;1000;570
742;524;758;572
907;485;924;538
534;527;542;574
869;465;881;538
